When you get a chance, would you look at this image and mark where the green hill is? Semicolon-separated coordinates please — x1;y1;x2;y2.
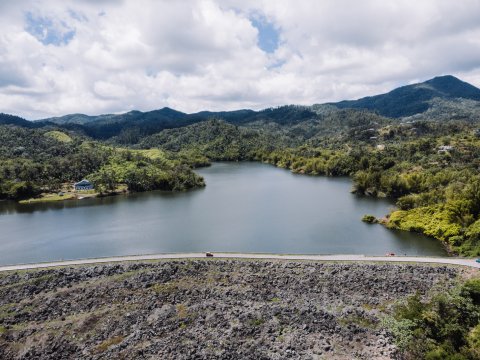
332;75;480;118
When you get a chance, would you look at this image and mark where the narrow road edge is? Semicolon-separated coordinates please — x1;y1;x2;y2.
1;253;479;272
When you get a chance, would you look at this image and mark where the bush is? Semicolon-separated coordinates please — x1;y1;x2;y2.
467;324;480;358
387;280;480;359
362;214;378;223
461;278;480;305
0;180;40;200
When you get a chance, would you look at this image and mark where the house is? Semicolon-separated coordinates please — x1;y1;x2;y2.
438;145;453;154
74;179;94;191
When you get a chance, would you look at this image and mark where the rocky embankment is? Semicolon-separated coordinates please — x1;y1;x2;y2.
0;259;464;359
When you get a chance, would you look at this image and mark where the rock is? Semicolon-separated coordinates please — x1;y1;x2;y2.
0;260;461;359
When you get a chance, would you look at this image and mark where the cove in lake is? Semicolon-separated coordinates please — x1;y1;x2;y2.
0;162;445;265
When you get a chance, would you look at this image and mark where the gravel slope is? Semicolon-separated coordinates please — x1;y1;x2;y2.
0;259;466;359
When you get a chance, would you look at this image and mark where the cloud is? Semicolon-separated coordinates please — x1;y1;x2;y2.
0;65;29;88
0;0;479;119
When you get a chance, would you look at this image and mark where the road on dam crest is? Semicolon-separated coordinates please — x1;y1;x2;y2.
0;253;479;272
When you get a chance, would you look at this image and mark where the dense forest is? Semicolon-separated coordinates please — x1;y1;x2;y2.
2;75;480;256
0;125;204;200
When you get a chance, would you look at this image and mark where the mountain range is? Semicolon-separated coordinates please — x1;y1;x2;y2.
1;75;480;142
333;75;480;118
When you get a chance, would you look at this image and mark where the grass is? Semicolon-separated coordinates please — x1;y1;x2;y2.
114;269;145;280
19;193;76;204
0;303;15;321
361;303;375;311
339;314;378;329
134;148;165;160
176;304;188;319
94;336;124;354
151;282;178;294
44;131;72;143
76;189;96;195
0;303;34;324
103;145;167;161
150;275;200;294
114;184;128;192
0;273;56;292
249;318;265;327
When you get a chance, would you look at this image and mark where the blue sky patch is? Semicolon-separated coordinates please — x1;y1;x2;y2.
68;9;88;23
250;15;280;54
25;12;76;46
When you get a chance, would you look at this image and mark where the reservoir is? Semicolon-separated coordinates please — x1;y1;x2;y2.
0;162;446;265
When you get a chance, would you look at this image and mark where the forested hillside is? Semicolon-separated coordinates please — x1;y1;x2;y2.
135;116;480;256
0;113;41;128
38;105;318;144
0;126;203;200
333;75;480;118
3;75;480;255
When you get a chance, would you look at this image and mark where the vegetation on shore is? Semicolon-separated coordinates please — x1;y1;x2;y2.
387;277;480;359
2;115;480;256
19;193;76;204
0;126;204;202
139;116;480;256
1;75;480;359
2;75;480;256
362;214;378;224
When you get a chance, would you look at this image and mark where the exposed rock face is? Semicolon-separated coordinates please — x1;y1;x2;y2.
0;260;460;359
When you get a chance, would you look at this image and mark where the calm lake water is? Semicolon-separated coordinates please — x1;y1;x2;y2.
0;162;446;265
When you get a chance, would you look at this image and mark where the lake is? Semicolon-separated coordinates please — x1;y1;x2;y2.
0;162;446;265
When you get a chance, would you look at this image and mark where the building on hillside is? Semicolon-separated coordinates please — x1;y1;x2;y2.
74;179;94;191
438;145;453;154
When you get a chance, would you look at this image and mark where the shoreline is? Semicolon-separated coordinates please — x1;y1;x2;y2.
1;252;479;272
18;188;128;205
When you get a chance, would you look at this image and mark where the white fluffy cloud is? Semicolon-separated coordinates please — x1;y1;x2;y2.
0;0;479;119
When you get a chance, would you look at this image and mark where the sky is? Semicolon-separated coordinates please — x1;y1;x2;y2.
1;0;480;119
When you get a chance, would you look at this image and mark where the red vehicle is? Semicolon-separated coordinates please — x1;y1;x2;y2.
205;252;214;257
385;252;396;257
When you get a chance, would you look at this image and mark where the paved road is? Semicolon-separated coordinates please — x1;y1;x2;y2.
0;253;479;272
